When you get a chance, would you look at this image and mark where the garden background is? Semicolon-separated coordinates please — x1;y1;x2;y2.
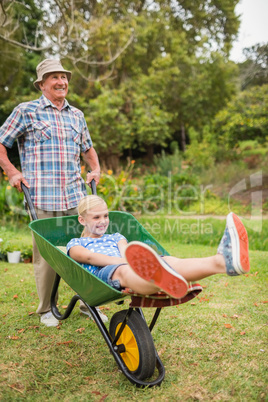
0;1;267;400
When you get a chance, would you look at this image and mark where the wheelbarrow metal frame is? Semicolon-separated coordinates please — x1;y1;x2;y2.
49;271;165;387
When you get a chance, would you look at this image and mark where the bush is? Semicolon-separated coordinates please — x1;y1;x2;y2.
0;174;29;225
185;127;217;169
92;160;201;215
153;148;182;176
0;227;32;258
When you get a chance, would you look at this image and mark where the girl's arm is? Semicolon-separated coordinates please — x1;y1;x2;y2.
69;245;127;267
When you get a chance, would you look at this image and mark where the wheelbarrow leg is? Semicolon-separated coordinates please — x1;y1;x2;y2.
50;273;81;320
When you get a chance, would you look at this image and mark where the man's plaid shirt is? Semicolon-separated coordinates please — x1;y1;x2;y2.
0;95;92;211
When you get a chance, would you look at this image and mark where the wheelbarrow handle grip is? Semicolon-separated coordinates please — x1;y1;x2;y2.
91;179;97;195
21;182;38;221
88;171;97;195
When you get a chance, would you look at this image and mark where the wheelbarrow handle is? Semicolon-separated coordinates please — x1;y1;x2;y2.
91;179;97;195
21;182;38;221
88;171;97;195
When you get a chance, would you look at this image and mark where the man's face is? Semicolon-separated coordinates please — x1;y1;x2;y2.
39;72;69;104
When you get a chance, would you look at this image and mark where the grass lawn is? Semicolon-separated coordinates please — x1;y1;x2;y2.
0;242;267;401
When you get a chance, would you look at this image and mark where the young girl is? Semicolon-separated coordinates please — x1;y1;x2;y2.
67;195;250;299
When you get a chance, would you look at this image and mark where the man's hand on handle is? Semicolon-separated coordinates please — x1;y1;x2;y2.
9;171;30;192
0;143;29;192
86;170;100;187
82;146;101;187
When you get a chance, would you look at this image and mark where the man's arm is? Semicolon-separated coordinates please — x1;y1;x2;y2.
0;144;29;192
82;146;101;186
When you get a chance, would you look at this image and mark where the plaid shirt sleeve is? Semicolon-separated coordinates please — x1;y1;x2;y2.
70;106;92;153
0;104;26;148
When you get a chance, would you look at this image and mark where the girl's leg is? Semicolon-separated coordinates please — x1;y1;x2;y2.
166;211;249;280
163;254;225;282
112;264;161;295
123;213;249;298
119;247;189;298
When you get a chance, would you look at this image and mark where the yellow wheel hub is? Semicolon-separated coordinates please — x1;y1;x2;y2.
115;323;140;372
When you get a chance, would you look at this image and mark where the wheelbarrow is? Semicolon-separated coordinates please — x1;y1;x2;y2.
22;183;202;388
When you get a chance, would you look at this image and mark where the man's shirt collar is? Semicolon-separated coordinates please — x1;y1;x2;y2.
40;94;70;110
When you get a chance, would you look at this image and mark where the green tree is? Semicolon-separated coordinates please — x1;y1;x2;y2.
0;0;241;164
84;87;132;170
213;84;268;149
0;1;44;119
238;43;268;90
130;80;173;159
0;0;240;87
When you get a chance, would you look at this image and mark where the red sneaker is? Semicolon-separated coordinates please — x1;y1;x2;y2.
125;241;188;299
217;213;250;276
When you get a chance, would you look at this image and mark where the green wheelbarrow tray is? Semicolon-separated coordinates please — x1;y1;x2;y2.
29;211;169;308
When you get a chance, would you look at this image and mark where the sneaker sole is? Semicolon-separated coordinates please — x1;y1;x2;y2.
125;242;188;299
40;317;59;327
81;308;109;323
227;213;250;275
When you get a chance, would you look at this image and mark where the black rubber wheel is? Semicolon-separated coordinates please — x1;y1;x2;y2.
109;310;156;380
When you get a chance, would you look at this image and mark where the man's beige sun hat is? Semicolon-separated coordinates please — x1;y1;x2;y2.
34;59;72;90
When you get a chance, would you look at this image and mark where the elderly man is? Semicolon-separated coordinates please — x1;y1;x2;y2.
0;59;107;326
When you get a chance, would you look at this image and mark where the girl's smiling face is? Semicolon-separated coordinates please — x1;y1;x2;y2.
79;203;109;238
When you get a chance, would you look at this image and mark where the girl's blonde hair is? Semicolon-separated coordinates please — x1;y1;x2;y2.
78;195;107;217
